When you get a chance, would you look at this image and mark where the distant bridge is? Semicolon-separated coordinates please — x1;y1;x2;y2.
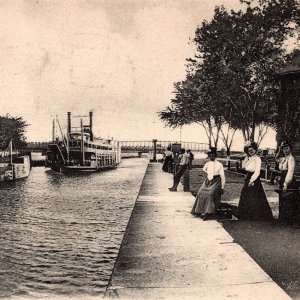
24;140;209;153
120;141;208;153
25;142;50;153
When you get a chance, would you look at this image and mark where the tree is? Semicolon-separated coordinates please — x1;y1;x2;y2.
0;115;29;150
159;70;223;149
193;1;299;142
159;0;299;154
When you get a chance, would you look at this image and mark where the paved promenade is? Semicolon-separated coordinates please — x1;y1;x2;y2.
105;163;290;300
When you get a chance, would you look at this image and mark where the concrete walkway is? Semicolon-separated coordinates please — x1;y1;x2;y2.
105;163;290;300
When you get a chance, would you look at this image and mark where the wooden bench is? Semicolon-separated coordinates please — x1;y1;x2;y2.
295;156;300;175
295;156;300;184
260;157;277;180
261;155;300;184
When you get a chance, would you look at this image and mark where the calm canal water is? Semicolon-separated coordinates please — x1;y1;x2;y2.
0;157;149;299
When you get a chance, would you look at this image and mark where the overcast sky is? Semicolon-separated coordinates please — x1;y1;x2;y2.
0;0;277;149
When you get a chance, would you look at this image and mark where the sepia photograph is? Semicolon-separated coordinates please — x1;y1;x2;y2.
0;0;299;299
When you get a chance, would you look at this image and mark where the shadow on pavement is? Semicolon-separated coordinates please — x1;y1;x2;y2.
222;219;300;299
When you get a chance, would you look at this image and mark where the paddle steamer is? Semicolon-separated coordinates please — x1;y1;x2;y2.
46;112;121;173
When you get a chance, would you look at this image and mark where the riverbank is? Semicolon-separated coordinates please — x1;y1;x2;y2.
189;166;300;299
105;163;290;300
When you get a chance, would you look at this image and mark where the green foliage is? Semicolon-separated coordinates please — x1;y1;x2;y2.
0;115;29;150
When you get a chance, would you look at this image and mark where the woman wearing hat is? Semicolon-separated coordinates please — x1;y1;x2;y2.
276;141;299;224
162;146;174;173
191;147;225;220
237;141;273;221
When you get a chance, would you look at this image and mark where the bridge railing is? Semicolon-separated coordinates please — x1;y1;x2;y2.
120;140;208;152
24;140;209;153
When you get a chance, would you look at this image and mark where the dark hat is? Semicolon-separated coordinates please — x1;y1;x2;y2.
244;141;258;154
207;147;217;155
280;141;291;148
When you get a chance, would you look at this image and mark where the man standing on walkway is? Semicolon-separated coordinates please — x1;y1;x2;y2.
169;148;189;192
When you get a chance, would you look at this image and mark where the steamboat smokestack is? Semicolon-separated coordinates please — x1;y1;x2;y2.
67;112;71;135
89;111;93;141
52;119;55;142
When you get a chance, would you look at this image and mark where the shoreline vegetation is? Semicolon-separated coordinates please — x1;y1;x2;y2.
187;158;300;299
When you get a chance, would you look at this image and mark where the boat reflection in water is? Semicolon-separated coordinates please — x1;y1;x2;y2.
46;112;121;174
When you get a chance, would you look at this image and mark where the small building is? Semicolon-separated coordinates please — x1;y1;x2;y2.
275;52;300;155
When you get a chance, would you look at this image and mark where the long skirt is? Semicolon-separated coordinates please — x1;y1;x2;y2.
277;171;299;224
191;175;221;215
237;172;273;221
162;156;173;172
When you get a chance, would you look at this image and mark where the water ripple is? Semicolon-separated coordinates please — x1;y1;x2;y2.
0;158;148;298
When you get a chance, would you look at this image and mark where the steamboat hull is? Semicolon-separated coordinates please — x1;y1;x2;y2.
59;165;117;174
0;156;30;181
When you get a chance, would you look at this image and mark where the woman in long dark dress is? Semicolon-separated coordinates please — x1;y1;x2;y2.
162;146;173;173
191;148;225;220
276;141;299;225
237;142;273;221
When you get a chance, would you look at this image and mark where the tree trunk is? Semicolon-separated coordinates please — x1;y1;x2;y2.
250;125;255;142
226;147;231;170
226;147;230;157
